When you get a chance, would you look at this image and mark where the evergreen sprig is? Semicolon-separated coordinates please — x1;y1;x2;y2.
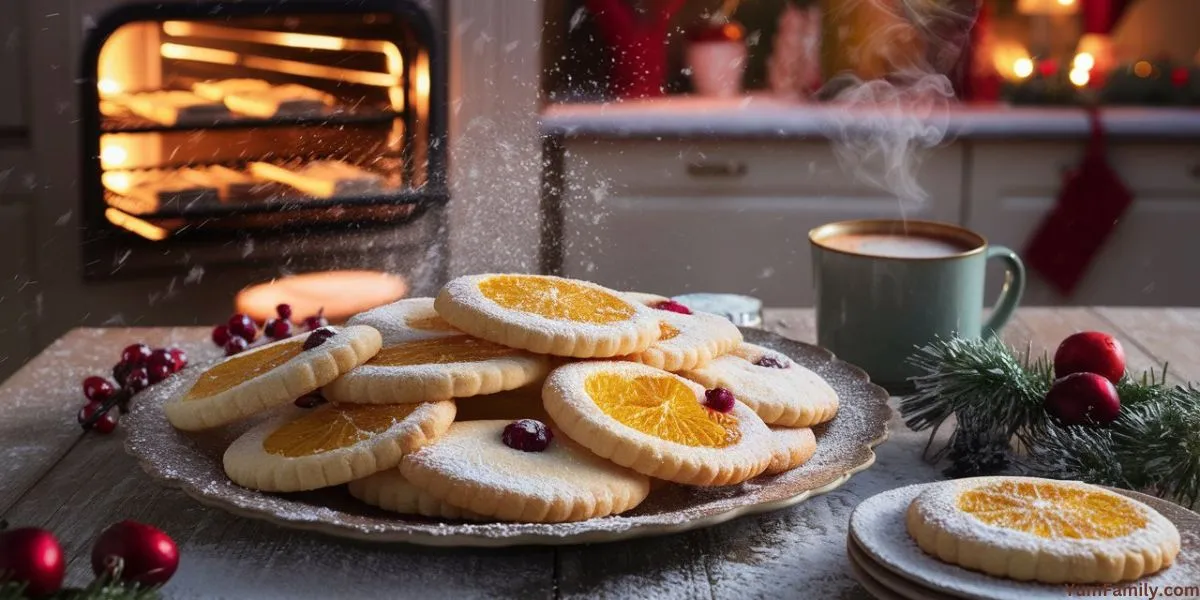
0;577;159;600
900;336;1200;508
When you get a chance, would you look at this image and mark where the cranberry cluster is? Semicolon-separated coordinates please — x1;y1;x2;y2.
78;343;188;434
211;304;328;356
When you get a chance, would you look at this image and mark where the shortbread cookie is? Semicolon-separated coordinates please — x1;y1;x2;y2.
543;361;774;486
623;291;671;306
348;297;461;344
906;476;1181;584
348;469;484;521
164;326;382;431
435;274;660;358
763;426;817;476
399;420;650;522
681;343;839;428
322;334;551;405
620;309;742;372
223;400;454;492
453;383;552;423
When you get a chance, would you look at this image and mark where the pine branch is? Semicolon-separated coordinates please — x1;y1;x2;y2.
0;579;160;600
1111;385;1200;508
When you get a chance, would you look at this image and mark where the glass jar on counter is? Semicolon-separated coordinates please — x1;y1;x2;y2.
672;293;763;328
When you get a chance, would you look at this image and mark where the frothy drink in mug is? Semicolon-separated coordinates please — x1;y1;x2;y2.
819;233;970;259
809;220;1026;393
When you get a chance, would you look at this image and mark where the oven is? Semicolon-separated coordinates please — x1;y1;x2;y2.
77;0;448;292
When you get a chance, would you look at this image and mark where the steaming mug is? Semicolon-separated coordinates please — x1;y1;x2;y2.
809;219;1025;394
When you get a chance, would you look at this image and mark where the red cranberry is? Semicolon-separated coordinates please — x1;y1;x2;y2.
112;361;133;386
227;314;258;343
1044;372;1121;426
652;299;692;315
755;355;790;369
125;367;150;393
276;303;293;320
78;401;119;434
294;394;326;409
147;348;177;372
168;348;188;371
224;336;249;356
121;343;152;366
302;309;329;331
211;324;232;347
146;361;172;384
704;387;736;413
83;376;115;402
265;318;293;340
501;419;553;452
302;328;336;350
1053;331;1126;384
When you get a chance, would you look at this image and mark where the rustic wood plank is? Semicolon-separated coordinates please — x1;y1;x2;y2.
1093;307;1200;382
1003;307;1177;383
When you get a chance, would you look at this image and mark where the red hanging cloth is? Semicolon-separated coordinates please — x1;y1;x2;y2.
1081;0;1129;33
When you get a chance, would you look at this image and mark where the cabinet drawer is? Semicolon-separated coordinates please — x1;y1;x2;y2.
0;2;26;130
561;140;964;306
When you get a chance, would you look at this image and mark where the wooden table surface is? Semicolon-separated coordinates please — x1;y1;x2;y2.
1;307;1198;600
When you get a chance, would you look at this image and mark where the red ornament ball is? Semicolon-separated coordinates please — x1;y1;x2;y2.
91;521;179;587
1054;331;1126;383
1044;372;1121;426
83;376;116;402
0;527;65;598
78;401;119;434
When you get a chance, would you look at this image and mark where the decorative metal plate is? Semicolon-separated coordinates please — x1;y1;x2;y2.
124;329;892;547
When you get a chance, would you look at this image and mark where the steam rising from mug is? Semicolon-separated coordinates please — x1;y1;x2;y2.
818;0;980;208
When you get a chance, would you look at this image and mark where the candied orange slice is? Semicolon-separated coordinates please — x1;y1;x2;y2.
263;403;419;457
957;480;1147;539
584;372;740;448
406;314;457;332
658;322;680;342
185;339;305;400
369;335;517;366
478;275;635;324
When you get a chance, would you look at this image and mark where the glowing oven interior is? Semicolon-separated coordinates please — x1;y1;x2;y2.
82;3;445;243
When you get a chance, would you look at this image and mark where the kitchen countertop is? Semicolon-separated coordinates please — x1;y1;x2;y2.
540;96;1200;141
2;307;1198;598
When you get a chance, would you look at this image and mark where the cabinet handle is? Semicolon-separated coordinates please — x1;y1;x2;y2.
686;161;747;178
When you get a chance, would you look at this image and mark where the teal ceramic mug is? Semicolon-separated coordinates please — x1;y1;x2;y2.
809;219;1025;394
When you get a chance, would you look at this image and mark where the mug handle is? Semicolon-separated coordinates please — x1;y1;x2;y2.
981;245;1026;338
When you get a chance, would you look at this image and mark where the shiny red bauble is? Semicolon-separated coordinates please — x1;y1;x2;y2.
1044;372;1121;426
1054;331;1126;384
91;521;179;587
0;527;65;597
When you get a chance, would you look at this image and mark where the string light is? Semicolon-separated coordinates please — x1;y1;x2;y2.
1134;61;1154;78
1069;68;1090;87
1073;53;1095;71
1013;58;1035;79
97;78;122;96
1056;0;1075;5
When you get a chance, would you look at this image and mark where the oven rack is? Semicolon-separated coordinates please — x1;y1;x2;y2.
101;105;403;134
104;187;445;219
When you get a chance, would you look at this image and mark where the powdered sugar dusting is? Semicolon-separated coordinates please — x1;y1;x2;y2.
851;482;1200;599
620;310;743;372
122;328;891;545
347;298;461;345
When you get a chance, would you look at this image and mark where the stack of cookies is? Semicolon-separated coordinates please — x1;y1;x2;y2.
162;274;841;524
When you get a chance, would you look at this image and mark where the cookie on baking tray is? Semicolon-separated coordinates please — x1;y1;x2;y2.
348;468;485;521
321;333;551;405
762;426;817;476
434;274;660;358
223;399;455;492
906;476;1181;584
347;297;461;343
681;342;839;428
399;420;651;523
542;361;774;487
620;308;742;372
163;325;382;431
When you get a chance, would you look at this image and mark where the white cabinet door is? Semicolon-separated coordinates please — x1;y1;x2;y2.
967;142;1200;307
561;140;964;306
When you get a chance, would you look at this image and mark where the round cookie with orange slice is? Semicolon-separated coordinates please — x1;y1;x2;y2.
619;305;742;372
349;469;485;521
321;328;551;405
399;419;651;523
164;325;382;432
435;274;660;358
681;342;839;428
763;426;817;476
543;361;774;487
347;297;461;343
223;399;455;492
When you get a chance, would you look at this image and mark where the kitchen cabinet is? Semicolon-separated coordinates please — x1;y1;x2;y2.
967;142;1200;307
560;139;963;306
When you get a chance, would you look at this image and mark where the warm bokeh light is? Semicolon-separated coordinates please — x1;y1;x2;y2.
97;78;123;97
1057;0;1075;5
1013;58;1035;79
100;144;128;168
1069;68;1090;87
1134;61;1154;78
1073;53;1095;71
